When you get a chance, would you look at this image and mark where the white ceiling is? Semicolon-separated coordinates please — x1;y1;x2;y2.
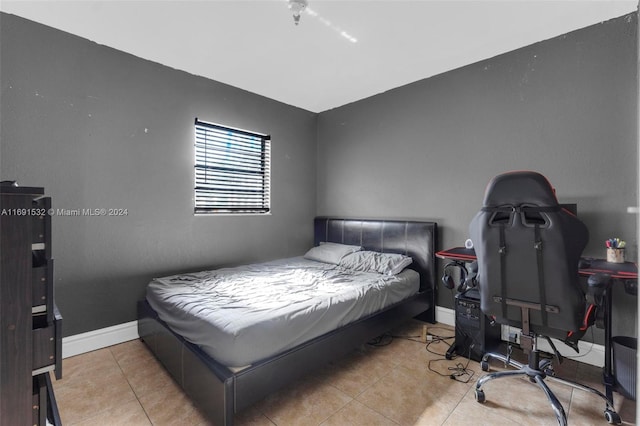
1;1;637;112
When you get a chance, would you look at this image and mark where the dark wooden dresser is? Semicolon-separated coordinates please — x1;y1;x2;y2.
1;184;62;425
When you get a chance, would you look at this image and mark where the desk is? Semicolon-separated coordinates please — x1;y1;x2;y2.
436;247;638;402
436;247;477;263
578;257;637;402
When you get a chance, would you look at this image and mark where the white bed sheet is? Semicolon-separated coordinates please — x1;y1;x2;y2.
146;256;419;368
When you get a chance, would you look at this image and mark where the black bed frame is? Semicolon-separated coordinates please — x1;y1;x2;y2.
137;217;438;425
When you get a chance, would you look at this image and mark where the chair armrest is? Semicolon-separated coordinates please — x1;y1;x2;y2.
586;273;610;302
586;273;611;329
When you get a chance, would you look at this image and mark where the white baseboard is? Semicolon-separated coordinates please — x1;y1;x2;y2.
501;325;605;367
62;320;139;359
436;305;456;326
434;307;604;367
62;309;606;367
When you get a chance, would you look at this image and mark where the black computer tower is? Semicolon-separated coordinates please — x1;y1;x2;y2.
446;288;502;362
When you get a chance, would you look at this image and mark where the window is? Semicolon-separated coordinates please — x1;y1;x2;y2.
194;119;271;214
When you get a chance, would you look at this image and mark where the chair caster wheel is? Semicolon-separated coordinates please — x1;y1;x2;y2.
604;410;621;424
475;389;485;403
481;360;489;371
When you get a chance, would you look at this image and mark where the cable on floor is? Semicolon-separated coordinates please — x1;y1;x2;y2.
424;331;455;357
427;356;475;383
425;335;476;384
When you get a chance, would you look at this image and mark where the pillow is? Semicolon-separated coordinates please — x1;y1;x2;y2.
338;251;413;275
303;242;362;265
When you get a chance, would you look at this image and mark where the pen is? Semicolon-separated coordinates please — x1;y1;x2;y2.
605;238;626;249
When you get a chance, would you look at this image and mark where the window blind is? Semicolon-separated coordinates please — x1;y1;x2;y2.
194;119;271;214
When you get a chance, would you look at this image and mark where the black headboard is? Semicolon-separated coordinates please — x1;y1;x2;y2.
313;217;438;297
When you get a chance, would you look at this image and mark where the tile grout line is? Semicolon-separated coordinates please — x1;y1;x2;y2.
55;348;144;426
348;363;418;425
108;345;155;426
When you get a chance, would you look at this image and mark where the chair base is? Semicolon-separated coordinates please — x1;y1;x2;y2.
475;351;621;426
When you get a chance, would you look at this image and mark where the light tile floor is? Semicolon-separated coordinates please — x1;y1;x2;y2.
52;321;636;425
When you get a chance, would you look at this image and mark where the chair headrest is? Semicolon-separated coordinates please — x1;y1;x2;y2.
483;171;559;208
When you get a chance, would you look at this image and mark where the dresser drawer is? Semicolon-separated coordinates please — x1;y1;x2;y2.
31;373;62;426
31;260;54;321
32;213;46;243
32;265;48;308
31;197;50;243
31;197;51;259
32;313;61;375
31;310;62;379
32;375;47;426
32;324;55;372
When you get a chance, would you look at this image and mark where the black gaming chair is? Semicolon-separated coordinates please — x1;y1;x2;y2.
468;171;619;425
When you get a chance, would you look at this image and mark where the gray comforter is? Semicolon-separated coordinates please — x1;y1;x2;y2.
146;256;419;368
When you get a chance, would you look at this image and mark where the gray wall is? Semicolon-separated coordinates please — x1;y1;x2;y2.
317;13;638;336
0;13;318;336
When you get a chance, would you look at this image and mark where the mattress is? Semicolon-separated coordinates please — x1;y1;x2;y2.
146;256;420;368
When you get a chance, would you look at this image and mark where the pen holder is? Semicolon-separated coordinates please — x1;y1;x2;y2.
607;248;625;263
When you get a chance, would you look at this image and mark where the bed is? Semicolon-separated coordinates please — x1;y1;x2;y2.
137;217;438;425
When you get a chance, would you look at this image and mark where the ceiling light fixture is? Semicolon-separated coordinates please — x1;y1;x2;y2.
288;0;308;26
